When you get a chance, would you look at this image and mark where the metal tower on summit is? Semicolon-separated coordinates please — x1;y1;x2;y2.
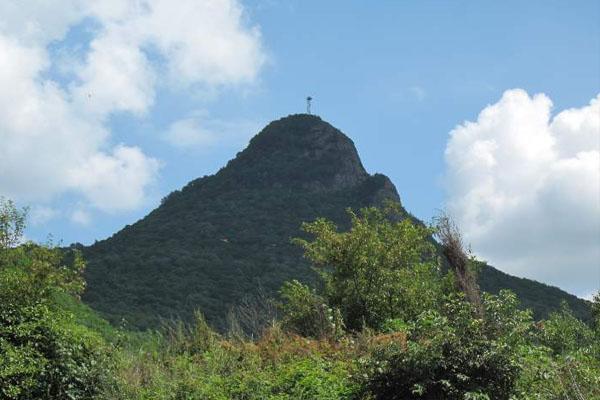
306;96;313;114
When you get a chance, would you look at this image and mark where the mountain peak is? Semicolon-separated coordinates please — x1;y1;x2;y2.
82;114;591;329
219;114;369;191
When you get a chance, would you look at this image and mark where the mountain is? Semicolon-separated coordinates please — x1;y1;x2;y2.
80;114;590;329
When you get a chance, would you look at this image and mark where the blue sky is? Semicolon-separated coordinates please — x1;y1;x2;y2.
1;0;598;297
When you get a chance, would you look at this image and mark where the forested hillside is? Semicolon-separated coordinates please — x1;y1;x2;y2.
80;114;590;329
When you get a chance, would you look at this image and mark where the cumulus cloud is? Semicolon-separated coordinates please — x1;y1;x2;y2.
68;145;161;212
445;89;600;297
72;30;157;117
0;33;153;212
0;0;265;217
129;0;265;86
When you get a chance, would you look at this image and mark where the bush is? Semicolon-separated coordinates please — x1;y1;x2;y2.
511;301;600;398
357;294;524;400
537;302;595;355
279;280;343;339
162;311;219;355
513;345;600;399
0;264;112;399
107;324;358;400
270;358;356;399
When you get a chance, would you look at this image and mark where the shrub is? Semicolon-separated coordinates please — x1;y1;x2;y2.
0;266;112;399
162;311;219;355
514;345;600;399
511;301;600;399
537;302;595;355
357;294;523;400
278;280;343;339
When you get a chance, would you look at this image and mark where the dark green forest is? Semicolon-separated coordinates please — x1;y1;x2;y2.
80;115;590;330
1;197;599;399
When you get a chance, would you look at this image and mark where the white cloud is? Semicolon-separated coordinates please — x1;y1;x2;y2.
0;34;155;213
73;0;265;115
72;30;157;118
70;208;92;226
0;0;265;216
444;89;600;297
0;0;86;45
29;206;59;226
68;145;161;212
0;35;109;202
164;112;261;150
165;117;218;149
134;0;265;87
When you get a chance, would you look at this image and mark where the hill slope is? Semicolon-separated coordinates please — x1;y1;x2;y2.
80;114;590;329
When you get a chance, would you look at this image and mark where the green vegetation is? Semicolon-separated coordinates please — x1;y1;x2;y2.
81;114;590;330
2;197;598;399
0;199;112;399
80;115;405;329
293;204;447;331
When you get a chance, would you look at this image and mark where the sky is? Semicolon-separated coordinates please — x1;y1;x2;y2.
0;0;598;298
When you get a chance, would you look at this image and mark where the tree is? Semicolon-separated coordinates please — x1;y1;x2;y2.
0;198;110;399
0;197;28;257
293;204;448;331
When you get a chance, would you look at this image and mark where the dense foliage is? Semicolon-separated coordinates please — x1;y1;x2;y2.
282;206;599;399
1;197;598;399
288;207;524;398
294;205;447;331
0;200;111;399
81;115;589;330
359;295;522;399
